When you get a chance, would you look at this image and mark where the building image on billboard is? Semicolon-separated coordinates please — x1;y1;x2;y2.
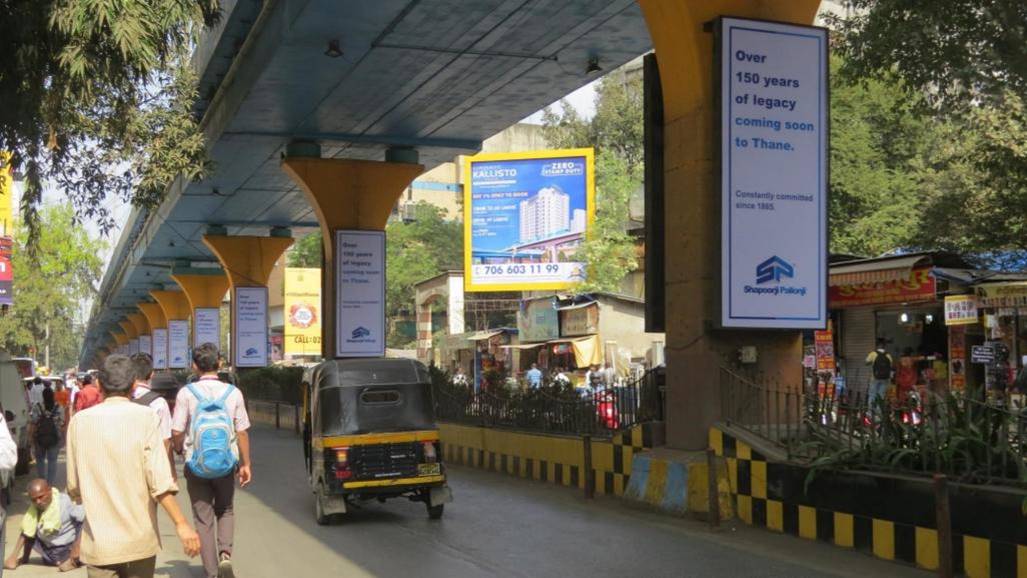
464;148;594;292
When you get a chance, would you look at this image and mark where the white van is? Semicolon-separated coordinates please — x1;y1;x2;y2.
0;352;32;477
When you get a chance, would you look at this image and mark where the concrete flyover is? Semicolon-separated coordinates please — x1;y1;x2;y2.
82;0;823;450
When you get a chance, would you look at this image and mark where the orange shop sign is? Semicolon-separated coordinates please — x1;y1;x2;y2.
829;268;935;308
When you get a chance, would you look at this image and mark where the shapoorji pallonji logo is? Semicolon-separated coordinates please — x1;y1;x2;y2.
746;256;807;296
756;255;794;284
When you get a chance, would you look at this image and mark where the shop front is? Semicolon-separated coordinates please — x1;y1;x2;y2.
828;253;972;395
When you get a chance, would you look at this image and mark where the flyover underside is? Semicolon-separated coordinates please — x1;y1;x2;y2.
82;0;652;362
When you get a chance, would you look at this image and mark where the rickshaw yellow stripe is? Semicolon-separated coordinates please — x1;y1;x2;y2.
342;475;446;489
315;430;440;449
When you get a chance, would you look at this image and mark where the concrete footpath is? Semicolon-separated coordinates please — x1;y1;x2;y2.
2;426;930;577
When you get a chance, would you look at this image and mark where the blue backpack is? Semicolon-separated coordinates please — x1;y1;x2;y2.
185;381;238;479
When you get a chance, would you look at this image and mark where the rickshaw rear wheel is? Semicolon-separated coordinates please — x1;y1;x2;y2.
314;488;331;526
427;503;444;520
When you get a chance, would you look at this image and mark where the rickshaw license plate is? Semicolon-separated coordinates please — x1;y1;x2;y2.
418;463;441;476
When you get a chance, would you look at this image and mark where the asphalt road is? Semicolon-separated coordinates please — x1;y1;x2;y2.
4;426;928;578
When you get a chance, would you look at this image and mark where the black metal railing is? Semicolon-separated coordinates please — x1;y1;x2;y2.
720;367;1027;487
433;368;665;437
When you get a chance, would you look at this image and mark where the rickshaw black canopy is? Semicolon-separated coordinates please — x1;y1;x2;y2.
311;359;436;436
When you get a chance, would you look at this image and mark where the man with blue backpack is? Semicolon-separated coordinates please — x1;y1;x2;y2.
171;343;251;578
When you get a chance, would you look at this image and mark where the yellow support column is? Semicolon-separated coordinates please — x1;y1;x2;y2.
281;154;423;358
171;271;230;351
127;312;150;357
151;289;193;369
201;235;293;367
636;0;820;448
138;302;167;369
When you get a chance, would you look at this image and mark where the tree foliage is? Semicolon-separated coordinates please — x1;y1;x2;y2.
829;0;1027;114
828;56;931;256
287;232;322;268
0;0;218;246
0;203;105;370
386;204;463;346
831;4;1027;268
542;69;641;293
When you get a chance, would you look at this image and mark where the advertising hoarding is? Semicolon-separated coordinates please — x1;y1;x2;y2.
168;320;190;369
138;335;151;360
464;149;594;292
335;230;385;357
194;308;220;348
0;236;11;307
284;267;322;356
718;17;828;329
234;286;268;367
151;328;168;370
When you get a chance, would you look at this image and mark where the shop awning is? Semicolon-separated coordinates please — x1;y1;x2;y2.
974;281;1027;307
547;335;603;367
499;343;544;350
829;255;928;286
555;300;598;311
465;329;504;342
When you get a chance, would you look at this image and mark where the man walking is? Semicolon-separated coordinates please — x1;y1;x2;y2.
525;363;543;389
66;354;199;577
172;343;251;578
4;479;83;572
72;375;101;414
866;338;894;408
130;353;175;479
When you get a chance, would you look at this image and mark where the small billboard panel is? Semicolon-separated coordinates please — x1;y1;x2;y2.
284;267;322;356
463;148;594;292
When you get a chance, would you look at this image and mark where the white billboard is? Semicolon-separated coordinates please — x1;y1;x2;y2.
335;230;385;357
234;286;269;367
719;17;828;329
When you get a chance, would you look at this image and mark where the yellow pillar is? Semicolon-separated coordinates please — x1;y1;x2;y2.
171;272;230;350
201;235;293;366
281;157;423;358
636;0;820;448
110;329;128;348
138;302;167;368
151;289;193;369
118;320;138;340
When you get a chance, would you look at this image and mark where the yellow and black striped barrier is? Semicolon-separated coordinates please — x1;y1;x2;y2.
439;422;652;496
710;426;1026;578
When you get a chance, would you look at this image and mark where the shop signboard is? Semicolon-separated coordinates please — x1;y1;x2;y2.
829;268;935;308
284;267;322;356
560;303;599;337
975;282;1027;307
944;295;978;326
517;298;559;342
813;330;835;371
717;18;828;329
168;320;189;369
0;154;12;236
194;308;220;348
463;149;595;292
0;236;12;307
151;328;168;370
234;286;268;367
335;230;385;357
971;345;994;364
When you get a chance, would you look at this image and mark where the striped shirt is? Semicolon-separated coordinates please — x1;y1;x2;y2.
66;396;178;566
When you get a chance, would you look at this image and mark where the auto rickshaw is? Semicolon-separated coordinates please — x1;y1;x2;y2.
303;358;452;524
